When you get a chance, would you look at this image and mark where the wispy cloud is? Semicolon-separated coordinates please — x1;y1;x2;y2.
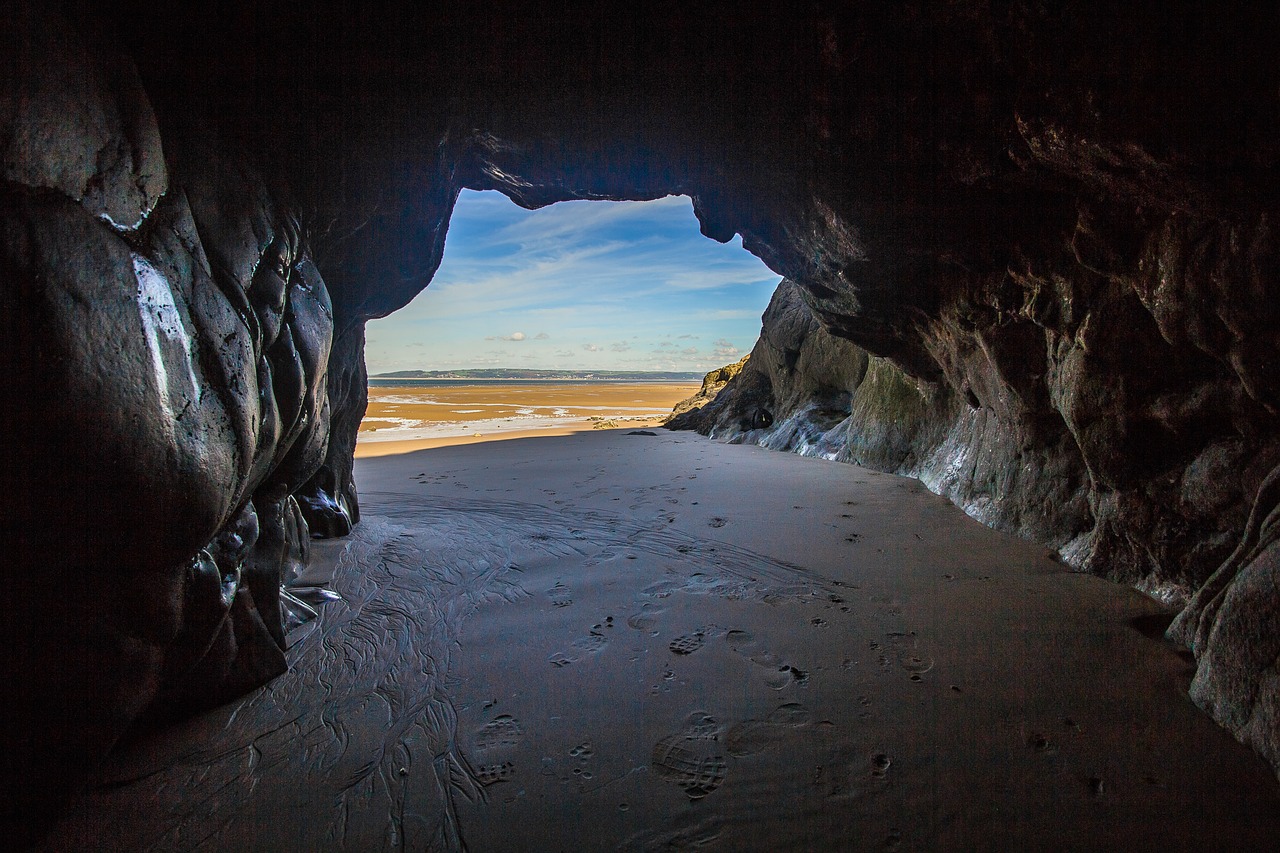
364;190;779;373
703;309;763;321
491;194;690;249
712;338;740;359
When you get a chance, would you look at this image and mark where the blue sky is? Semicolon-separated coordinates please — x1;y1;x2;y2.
363;190;780;374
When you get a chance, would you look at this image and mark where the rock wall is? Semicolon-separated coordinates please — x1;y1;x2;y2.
4;0;1280;843
666;354;752;423
1;5;335;843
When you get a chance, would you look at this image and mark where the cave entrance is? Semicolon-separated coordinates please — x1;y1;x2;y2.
356;189;778;452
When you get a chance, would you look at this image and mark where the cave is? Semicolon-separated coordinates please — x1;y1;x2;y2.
4;1;1280;848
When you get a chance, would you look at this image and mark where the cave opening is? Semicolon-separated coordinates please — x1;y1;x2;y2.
8;2;1280;848
356;189;777;452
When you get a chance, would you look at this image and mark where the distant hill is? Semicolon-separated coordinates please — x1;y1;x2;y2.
372;368;703;381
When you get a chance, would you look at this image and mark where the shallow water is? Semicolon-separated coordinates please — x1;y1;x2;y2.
360;382;698;444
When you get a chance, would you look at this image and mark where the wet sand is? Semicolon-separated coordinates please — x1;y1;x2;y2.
356;424;599;458
357;382;698;455
42;430;1280;850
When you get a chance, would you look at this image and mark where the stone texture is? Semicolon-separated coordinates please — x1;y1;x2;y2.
667;354;751;423
5;0;1280;843
1;5;334;844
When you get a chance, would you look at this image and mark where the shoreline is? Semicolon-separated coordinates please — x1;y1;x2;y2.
356;381;696;457
355;420;669;457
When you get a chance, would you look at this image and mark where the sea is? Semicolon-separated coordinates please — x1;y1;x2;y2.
359;379;700;445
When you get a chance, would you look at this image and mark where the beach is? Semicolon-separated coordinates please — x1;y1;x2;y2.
356;381;699;457
41;429;1280;850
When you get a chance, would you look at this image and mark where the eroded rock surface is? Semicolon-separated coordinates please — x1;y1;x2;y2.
5;0;1280;843
2;5;334;843
667;354;751;424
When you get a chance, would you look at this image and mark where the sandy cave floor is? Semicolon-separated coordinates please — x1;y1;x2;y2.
43;430;1280;851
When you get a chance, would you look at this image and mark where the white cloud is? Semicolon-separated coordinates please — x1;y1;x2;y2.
711;337;741;359
366;190;779;373
493;194;689;249
610;341;631;352
660;268;778;292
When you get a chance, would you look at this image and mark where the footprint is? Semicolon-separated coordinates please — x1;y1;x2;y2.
870;753;891;778
474;762;515;786
476;715;523;751
681;711;724;739
669;630;706;656
725;720;784;757
726;629;806;687
725;702;813;757
899;653;933;674
652;713;728;800
725;630;781;666
572;634;608;654
567;740;598;782
547;583;573;607
627;608;662;631
767;701;812;727
643;580;681;598
1030;733;1057;755
708;517;727;528
763;665;809;690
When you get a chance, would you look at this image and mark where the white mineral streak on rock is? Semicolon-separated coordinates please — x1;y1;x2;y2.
133;252;199;425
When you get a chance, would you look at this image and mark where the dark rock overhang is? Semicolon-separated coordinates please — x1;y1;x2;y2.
3;1;1279;845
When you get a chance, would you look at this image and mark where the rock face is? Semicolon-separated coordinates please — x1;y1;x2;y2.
1;5;334;842
4;0;1280;843
667;354;751;423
